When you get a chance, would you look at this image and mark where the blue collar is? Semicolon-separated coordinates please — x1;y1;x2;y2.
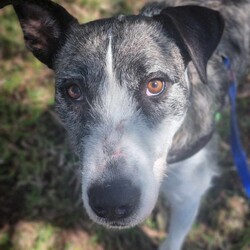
223;56;250;199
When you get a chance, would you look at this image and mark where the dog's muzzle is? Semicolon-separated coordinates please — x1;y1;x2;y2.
87;178;141;222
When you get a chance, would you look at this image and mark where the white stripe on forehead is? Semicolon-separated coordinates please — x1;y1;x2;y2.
91;31;138;125
106;34;114;83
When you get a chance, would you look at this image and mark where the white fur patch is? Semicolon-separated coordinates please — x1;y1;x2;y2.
106;34;114;84
184;66;190;90
160;137;219;250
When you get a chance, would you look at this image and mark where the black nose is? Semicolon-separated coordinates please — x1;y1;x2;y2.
88;179;141;220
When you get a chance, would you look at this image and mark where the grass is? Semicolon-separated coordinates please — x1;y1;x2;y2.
0;1;250;250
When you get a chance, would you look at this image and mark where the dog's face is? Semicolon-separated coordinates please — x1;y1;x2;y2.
54;17;190;227
3;0;224;228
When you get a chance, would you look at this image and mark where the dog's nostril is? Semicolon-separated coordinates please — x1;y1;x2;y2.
93;206;108;218
115;206;130;218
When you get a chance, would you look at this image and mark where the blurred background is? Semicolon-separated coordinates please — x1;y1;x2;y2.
0;1;250;249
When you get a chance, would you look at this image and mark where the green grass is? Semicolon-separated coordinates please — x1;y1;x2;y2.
32;224;56;250
0;231;11;250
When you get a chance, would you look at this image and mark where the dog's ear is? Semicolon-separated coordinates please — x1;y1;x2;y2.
2;0;78;69
0;0;17;8
154;6;224;83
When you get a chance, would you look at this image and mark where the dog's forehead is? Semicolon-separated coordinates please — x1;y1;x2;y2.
55;15;184;80
76;16;168;53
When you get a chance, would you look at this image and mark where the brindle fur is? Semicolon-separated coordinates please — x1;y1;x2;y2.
141;0;250;163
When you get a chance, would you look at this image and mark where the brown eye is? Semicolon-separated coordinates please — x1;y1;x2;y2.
67;84;82;100
146;79;166;96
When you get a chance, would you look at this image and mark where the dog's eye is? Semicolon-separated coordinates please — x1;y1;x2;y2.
146;79;166;96
67;84;82;100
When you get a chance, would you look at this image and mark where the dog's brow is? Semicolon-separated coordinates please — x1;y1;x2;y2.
56;74;85;80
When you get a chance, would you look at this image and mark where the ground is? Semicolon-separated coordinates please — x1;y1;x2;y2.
0;1;250;250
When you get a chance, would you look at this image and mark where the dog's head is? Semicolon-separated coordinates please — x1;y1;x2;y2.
2;0;224;228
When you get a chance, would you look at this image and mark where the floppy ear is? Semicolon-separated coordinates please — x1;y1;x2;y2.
154;6;224;83
1;0;78;69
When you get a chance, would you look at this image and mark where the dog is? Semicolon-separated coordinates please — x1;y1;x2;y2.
1;0;250;249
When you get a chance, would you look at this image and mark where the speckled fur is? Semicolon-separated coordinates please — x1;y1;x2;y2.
141;0;250;162
140;1;250;249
